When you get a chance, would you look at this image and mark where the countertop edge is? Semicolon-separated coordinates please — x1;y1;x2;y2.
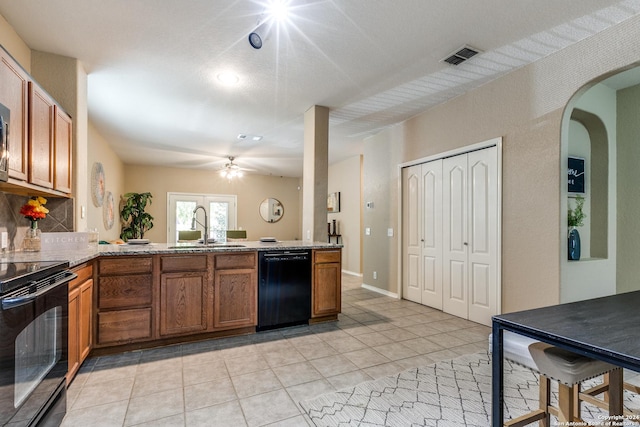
1;241;343;268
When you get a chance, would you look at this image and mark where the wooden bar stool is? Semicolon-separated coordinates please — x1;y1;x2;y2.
497;332;623;427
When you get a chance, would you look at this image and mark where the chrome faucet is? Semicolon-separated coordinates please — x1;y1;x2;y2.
191;205;209;244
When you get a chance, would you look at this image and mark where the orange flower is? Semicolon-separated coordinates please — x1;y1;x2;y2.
20;196;49;221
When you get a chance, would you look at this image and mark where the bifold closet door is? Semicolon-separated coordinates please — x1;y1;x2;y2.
442;154;469;319
466;147;498;326
402;165;422;304
442;146;497;324
402;161;443;308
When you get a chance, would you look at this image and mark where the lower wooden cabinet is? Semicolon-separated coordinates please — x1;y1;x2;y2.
213;268;256;329
213;253;257;329
67;263;93;384
312;249;342;318
159;272;208;336
97;308;152;344
95;257;153;347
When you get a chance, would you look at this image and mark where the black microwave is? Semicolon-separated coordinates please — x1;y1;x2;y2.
0;102;9;182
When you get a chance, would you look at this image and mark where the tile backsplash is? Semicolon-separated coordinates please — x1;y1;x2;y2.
0;191;74;251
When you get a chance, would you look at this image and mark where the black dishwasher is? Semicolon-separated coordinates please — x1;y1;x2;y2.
258;250;311;331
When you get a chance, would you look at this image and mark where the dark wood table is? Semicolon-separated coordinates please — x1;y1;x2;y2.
491;290;640;426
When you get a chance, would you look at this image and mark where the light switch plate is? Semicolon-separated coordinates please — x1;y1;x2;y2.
365;227;371;236
387;228;394;237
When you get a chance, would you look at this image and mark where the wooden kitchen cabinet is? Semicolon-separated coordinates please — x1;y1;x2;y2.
0;46;29;181
312;249;342;319
67;262;94;384
28;82;54;189
53;106;72;193
0;45;73;197
213;253;257;330
95;257;154;347
158;255;208;337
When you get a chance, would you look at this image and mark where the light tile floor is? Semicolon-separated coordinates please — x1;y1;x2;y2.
62;274;490;427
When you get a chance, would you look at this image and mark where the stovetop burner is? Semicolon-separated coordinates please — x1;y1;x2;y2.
0;261;69;296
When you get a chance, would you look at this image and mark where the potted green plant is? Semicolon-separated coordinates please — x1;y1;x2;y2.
120;192;154;241
567;195;586;260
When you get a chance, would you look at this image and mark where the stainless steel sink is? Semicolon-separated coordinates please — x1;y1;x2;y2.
169;243;246;249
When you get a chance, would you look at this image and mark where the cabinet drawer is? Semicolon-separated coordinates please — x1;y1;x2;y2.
70;263;93;290
97;308;152;344
314;250;341;263
99;257;152;275
161;255;208;272
214;252;256;269
98;275;152;309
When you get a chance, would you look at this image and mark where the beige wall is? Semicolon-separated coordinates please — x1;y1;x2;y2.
123;165;301;243
364;15;640;312
0;14;30;72
363;125;404;294
561;83;617;303
87;122;125;241
617;83;640;293
31;51;89;232
328;155;362;275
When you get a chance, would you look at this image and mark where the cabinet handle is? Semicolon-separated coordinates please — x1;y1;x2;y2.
464;242;468;246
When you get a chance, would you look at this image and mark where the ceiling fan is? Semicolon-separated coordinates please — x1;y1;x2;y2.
220;156;244;179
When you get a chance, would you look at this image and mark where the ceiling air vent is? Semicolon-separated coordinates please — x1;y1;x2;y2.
442;45;481;66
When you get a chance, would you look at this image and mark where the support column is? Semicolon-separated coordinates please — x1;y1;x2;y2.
302;105;329;242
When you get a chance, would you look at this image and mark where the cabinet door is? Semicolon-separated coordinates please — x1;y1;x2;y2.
0;49;29;180
79;279;93;360
28;83;54;189
159;272;207;336
67;286;80;383
312;262;341;317
213;269;256;329
53;106;72;193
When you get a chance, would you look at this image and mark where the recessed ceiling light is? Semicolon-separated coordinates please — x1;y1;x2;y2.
217;72;239;86
267;0;290;22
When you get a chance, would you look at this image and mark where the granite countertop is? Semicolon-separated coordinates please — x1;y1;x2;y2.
0;240;342;267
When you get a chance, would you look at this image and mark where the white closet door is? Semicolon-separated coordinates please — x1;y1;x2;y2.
421;160;443;309
402;165;422;303
442;154;469;318
467;146;498;325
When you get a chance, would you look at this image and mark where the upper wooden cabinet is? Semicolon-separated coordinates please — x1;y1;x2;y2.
54;107;72;193
28;82;54;189
0;48;29;181
0;46;72;197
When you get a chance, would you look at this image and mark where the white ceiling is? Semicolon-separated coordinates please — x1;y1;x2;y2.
1;0;639;177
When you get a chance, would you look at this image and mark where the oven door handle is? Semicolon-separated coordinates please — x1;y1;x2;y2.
1;272;77;310
2;293;37;309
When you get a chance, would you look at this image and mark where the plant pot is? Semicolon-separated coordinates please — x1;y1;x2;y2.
568;227;581;261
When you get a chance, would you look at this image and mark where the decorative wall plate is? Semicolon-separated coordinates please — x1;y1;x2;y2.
91;162;105;207
103;191;115;230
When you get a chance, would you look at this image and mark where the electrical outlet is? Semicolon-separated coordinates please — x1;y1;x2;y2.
387;228;394;237
373;271;377;280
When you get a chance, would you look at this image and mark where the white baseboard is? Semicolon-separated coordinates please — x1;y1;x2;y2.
361;283;399;299
341;270;362;277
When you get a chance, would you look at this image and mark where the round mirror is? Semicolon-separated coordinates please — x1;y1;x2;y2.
259;198;284;223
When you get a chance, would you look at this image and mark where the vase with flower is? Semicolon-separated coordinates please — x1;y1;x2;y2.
19;196;49;252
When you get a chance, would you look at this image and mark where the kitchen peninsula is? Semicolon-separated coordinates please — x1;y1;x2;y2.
2;240;342;383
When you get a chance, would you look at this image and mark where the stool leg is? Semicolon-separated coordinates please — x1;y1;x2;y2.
608;369;623;416
557;383;575;423
573;383;581;420
539;375;550;427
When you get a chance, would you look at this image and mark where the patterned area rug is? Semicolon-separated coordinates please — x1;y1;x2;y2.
301;351;640;426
